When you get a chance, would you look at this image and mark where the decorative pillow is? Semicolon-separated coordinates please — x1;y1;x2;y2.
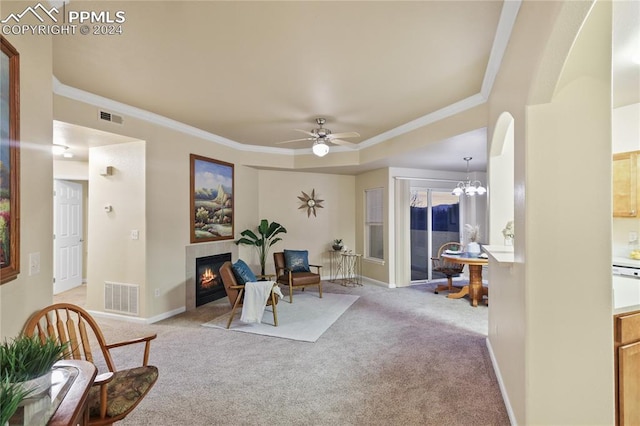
232;259;257;284
284;249;310;272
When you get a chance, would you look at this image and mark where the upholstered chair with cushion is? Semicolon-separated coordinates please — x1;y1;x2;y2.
23;303;158;426
219;260;279;328
274;250;322;303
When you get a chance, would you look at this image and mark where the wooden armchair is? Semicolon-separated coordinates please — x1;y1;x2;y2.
219;261;279;328
432;242;465;294
274;251;322;303
23;303;158;426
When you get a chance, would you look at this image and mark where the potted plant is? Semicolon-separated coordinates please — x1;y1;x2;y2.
235;219;287;276
502;220;514;246
0;377;33;425
465;224;481;256
0;335;68;396
332;239;343;251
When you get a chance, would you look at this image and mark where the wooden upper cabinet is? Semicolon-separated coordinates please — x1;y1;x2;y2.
614;151;639;217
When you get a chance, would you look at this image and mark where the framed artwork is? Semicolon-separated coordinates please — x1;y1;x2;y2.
0;36;20;284
190;154;234;243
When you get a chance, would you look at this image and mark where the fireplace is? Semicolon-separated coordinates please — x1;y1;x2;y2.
195;253;231;307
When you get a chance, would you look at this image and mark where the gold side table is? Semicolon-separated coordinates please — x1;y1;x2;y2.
340;252;362;287
328;250;344;283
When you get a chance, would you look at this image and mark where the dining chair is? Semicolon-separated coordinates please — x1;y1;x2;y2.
432;242;465;294
22;303;158;426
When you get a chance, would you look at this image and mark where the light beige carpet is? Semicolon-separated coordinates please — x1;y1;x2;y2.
201;292;359;342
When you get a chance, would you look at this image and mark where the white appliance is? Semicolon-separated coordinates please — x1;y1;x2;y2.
612;260;640;309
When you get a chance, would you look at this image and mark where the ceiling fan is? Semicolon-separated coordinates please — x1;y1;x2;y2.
276;118;360;157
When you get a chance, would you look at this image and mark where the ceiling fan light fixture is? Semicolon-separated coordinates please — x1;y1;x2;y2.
312;140;329;157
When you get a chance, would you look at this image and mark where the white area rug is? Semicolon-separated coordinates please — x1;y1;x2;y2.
201;292;359;342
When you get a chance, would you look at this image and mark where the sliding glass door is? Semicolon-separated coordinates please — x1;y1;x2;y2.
410;189;460;281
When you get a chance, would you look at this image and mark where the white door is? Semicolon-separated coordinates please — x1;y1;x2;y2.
54;180;83;295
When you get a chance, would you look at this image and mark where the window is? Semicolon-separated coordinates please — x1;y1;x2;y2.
365;188;384;261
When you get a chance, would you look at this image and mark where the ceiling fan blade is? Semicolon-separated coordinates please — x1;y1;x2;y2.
275;137;314;145
293;129;317;137
330;139;356;147
329;131;360;139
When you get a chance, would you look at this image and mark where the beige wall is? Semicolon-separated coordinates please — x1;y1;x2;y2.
526;2;613;422
86;142;147;313
486;2;563;422
256;170;356;276
487;1;614;424
0;29;54;339
53;160;88;180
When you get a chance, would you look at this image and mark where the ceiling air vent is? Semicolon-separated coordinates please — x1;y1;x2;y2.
98;110;124;125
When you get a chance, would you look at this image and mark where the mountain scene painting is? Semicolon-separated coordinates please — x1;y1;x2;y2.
190;154;234;243
0;48;12;268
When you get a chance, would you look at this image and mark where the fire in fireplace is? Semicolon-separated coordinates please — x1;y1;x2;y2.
195;253;231;307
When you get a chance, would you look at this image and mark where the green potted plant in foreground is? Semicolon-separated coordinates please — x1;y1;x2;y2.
0;377;33;424
235;219;287;276
0;335;68;396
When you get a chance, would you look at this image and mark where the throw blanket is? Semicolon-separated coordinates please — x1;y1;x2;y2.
240;281;283;324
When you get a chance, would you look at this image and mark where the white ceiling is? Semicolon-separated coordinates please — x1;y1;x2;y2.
51;1;639;174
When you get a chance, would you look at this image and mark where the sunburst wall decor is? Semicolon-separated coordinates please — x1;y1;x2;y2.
298;189;324;217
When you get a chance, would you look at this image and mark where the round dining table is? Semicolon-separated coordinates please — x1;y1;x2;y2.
441;252;489;307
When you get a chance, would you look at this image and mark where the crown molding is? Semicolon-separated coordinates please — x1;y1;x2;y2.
52;76;293;156
358;93;487;149
481;0;522;99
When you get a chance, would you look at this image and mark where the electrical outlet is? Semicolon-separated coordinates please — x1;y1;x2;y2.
29;252;41;276
630;232;638;242
154;288;160;297
131;230;139;240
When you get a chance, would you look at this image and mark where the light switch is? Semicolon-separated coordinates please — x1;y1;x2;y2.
131;230;139;240
29;252;40;276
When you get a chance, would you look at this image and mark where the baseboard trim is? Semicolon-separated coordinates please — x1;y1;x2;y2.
87;306;186;325
485;337;517;425
360;276;393;288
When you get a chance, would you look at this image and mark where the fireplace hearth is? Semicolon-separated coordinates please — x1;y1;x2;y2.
195;253;231;307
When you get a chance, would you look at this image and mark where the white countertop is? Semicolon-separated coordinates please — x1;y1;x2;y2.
614;304;640;316
612;256;640;268
482;245;514;264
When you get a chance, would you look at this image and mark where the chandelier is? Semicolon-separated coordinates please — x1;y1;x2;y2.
452;157;486;196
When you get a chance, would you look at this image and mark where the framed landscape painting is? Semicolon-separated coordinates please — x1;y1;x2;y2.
190;154;234;243
1;36;20;284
